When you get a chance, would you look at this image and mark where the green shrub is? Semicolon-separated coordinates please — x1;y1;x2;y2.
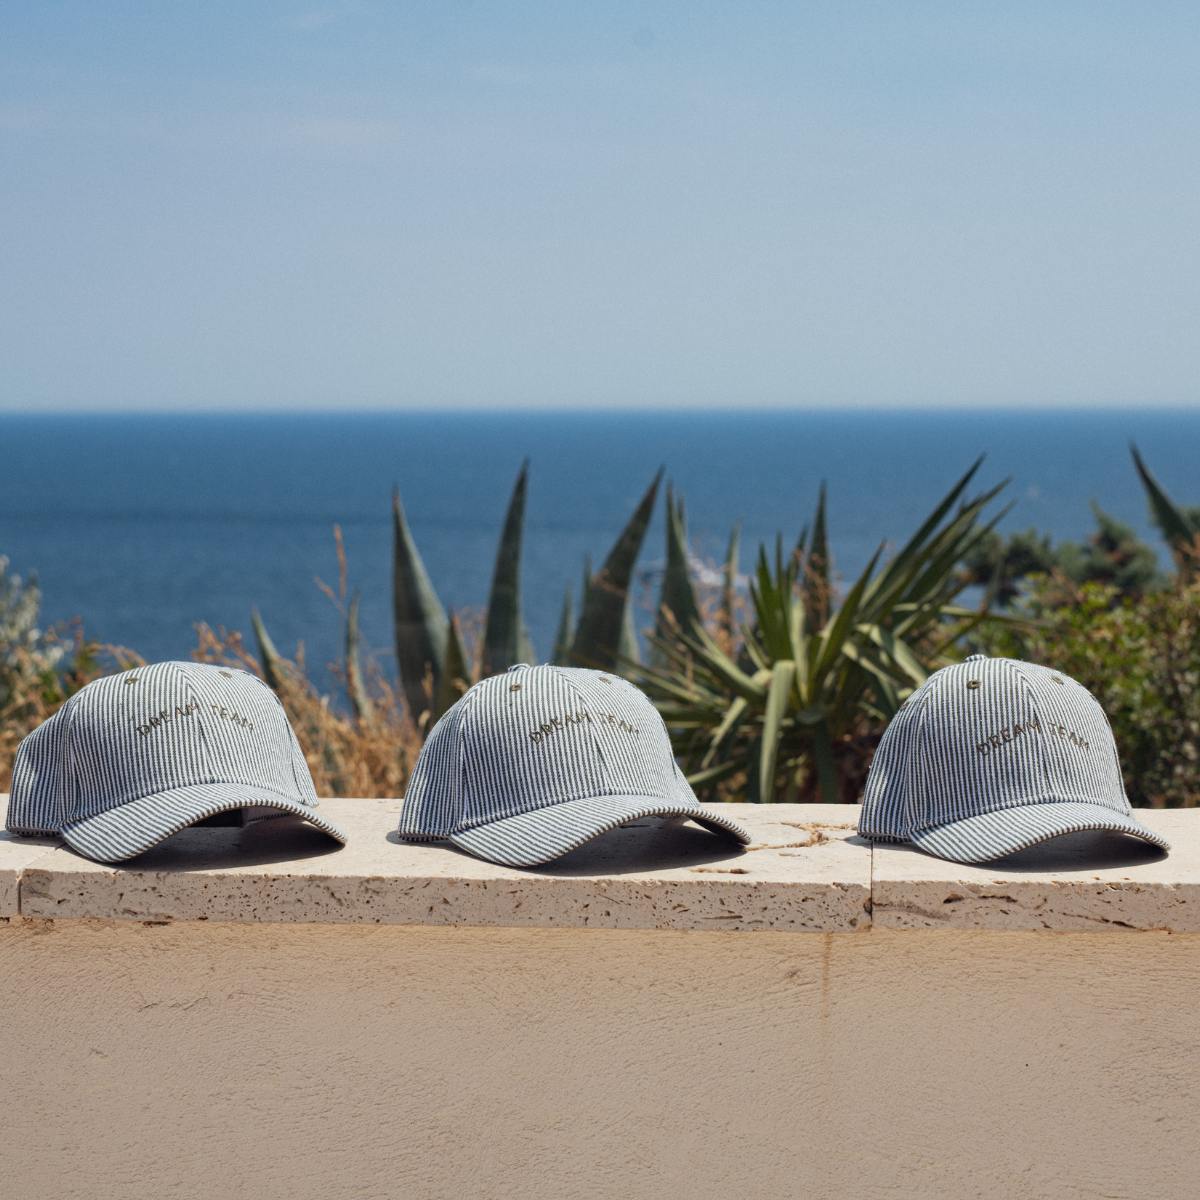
977;578;1200;807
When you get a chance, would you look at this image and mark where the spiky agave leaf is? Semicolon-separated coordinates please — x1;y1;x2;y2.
570;469;662;671
758;660;797;803
517;621;536;667
719;523;741;645
432;612;469;721
619;595;640;666
392;487;449;724
1131;443;1200;575
250;607;288;691
552;586;574;664
481;460;530;676
344;590;374;724
655;485;703;651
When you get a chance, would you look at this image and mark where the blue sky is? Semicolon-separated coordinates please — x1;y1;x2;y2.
3;2;1198;410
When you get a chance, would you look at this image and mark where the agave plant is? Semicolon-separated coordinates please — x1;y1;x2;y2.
563;470;662;671
636;459;1009;803
255;464;669;731
1131;444;1200;578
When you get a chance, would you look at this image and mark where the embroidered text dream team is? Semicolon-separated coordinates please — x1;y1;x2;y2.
134;699;255;738
976;713;1090;758
529;710;640;746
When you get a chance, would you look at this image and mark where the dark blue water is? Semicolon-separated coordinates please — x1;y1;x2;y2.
0;409;1193;682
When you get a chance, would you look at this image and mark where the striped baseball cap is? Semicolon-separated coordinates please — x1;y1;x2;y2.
6;661;347;863
398;664;749;867
859;653;1169;863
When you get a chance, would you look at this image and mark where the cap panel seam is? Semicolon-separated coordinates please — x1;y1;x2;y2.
910;658;1043;835
59;685;87;827
169;660;225;797
452;684;482;835
1009;658;1073;809
1012;662;1060;801
550;665;621;794
904;677;936;835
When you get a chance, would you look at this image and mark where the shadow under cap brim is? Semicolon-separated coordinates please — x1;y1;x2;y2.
450;793;751;869
61;783;348;864
910;800;1169;865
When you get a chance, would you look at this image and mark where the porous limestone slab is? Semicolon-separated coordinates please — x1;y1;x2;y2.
13;798;872;932
0;795;61;917
870;808;1200;932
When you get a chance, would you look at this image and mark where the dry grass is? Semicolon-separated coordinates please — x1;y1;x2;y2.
0;627;142;791
0;620;429;800
192;624;425;798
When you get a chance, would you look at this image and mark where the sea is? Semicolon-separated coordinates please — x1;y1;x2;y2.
0;407;1194;686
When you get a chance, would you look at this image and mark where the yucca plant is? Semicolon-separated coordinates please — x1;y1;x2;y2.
636;459;1009;803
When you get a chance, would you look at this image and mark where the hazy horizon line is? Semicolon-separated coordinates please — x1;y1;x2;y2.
2;402;1198;419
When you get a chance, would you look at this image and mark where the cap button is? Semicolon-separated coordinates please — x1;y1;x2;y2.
506;663;532;672
963;653;989;662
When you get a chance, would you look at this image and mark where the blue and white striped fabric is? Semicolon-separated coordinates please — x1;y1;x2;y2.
859;653;1169;863
399;664;749;867
6;662;346;863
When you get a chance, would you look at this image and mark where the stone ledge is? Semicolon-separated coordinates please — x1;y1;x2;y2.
2;797;869;932
871;809;1198;932
0;795;1192;932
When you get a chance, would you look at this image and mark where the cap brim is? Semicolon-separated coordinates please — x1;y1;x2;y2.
911;800;1169;864
61;783;348;863
450;794;751;868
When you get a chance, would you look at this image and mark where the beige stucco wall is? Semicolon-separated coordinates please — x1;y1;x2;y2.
2;917;1196;1200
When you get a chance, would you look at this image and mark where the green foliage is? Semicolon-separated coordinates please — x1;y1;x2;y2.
234;441;1200;806
637;461;1007;803
1056;504;1161;596
964;505;1161;606
959;527;1057;606
978;578;1200;807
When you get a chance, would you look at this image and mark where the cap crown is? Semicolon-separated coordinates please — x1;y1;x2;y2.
860;655;1128;840
400;665;689;839
7;662;317;835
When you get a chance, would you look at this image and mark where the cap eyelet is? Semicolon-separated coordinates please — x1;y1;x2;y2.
1052;675;1065;685
219;669;233;678
966;679;981;690
510;683;522;692
125;677;139;685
